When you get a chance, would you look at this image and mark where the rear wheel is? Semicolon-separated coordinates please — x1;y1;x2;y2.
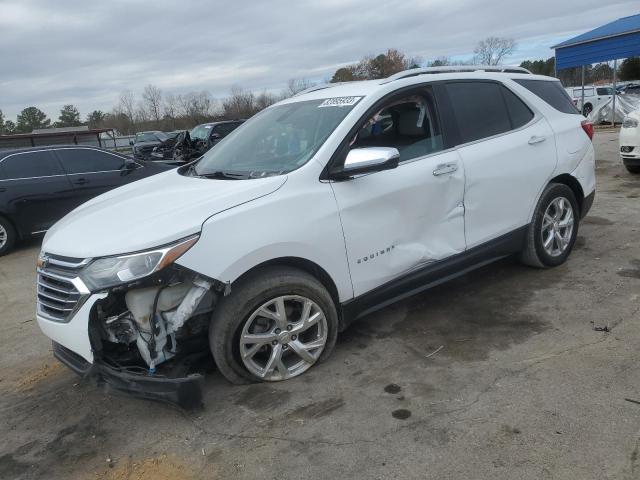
582;103;593;116
209;266;338;384
625;165;640;174
521;183;579;268
0;216;16;257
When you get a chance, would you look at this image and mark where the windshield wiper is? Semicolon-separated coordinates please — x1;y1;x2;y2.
198;170;249;180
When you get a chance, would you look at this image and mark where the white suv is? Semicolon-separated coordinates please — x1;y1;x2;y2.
567;85;615;116
36;67;596;407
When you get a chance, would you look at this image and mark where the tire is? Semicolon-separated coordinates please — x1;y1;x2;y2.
521;183;579;268
0;216;16;257
625;165;640;174
582;104;593;116
209;266;339;384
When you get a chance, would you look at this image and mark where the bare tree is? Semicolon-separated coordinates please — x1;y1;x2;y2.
473;37;516;65
142;84;163;123
286;78;314;97
118;90;137;133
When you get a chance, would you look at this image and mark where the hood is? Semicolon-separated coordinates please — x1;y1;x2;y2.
43;169;287;258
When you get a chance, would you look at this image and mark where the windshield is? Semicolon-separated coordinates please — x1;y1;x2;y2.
192;97;360;178
190;124;213;141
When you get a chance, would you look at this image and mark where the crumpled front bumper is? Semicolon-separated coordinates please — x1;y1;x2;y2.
52;342;204;409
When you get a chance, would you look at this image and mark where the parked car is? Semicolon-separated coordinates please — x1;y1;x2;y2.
175;121;244;162
620;110;640;173
0;145;173;255
131;131;169;160
36;67;595;407
150;121;244;162
567;86;614;116
620;83;640;95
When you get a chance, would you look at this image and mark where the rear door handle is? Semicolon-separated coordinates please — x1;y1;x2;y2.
433;162;458;176
528;135;546;145
73;178;89;185
0;188;6;193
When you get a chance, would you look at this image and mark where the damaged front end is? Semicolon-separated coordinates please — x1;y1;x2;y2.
45;237;225;409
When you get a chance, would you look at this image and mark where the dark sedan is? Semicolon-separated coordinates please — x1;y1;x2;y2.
0;145;173;255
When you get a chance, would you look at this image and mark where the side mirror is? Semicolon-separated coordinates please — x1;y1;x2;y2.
331;147;400;179
121;159;137;174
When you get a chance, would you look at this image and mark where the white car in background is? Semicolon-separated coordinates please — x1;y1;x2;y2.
35;66;596;407
568;86;615;116
620;110;640;173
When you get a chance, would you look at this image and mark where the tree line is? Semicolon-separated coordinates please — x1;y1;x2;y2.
519;56;640;86
1;37;638;136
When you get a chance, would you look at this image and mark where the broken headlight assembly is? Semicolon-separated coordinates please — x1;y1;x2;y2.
80;235;199;291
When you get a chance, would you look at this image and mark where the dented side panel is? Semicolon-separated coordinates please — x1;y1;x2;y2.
330;150;466;297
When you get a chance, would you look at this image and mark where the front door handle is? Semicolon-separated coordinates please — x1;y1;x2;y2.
433;163;458;176
528;135;546;145
0;187;6;193
73;178;89;185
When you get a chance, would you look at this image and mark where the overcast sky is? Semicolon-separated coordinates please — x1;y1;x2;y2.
0;0;638;121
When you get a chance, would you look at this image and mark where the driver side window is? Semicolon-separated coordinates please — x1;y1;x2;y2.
351;90;443;162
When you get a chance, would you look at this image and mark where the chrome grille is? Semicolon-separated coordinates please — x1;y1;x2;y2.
37;255;90;322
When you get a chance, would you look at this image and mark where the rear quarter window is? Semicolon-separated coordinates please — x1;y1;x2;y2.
515;79;580;115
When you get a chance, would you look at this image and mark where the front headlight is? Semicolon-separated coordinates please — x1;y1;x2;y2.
80;235;199;291
623;116;639;128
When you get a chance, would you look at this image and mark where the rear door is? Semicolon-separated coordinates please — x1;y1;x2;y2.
53;148;132;207
442;80;557;248
0;150;76;234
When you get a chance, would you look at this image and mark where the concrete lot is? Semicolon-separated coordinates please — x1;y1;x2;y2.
1;130;639;480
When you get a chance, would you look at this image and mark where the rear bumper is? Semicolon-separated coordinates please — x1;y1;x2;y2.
52;342;204;409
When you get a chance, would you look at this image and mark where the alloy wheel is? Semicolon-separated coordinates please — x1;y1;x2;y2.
0;224;6;249
541;196;574;257
239;295;328;381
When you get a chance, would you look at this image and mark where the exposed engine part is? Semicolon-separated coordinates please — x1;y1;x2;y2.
122;277;214;369
104;311;138;344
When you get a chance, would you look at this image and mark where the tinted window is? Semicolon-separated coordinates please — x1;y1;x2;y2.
57;149;126;174
446;82;511;143
501;86;534;129
597;87;613;96
350;91;443;162
515;79;579;114
213;123;241;137
1;151;64;179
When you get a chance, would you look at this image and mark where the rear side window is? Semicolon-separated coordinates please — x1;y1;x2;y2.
445;82;511;143
501;86;534;129
515;79;579;115
213;123;241;137
57;149;126;174
1;151;64;179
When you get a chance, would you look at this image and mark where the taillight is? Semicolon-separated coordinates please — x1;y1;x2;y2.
581;120;594;141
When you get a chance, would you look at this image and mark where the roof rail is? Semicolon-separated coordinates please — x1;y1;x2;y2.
292;82;347;97
380;65;532;83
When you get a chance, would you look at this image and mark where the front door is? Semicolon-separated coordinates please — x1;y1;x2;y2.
330;87;466;297
53;148;132;208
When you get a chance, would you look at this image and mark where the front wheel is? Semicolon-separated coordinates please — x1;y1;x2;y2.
521;183;579;268
209;266;338;384
0;216;16;256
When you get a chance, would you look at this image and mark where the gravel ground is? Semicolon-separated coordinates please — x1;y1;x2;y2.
1;130;639;480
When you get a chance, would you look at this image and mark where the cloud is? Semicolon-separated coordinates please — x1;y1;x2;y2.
0;0;637;120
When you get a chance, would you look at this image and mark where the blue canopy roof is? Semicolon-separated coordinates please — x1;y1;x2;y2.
553;13;640;69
